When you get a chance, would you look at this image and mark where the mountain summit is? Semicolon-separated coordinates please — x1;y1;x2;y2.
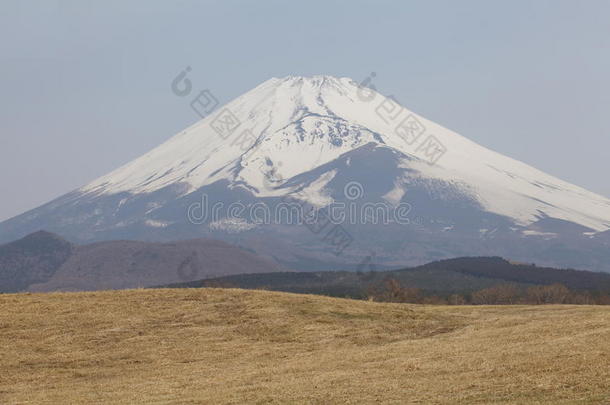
2;75;610;271
83;75;610;230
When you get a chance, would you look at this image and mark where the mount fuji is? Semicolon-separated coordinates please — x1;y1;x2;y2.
2;75;610;271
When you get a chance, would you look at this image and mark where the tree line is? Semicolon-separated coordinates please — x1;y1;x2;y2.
367;278;610;305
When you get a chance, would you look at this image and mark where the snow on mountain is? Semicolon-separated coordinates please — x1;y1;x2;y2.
2;74;610;272
81;75;610;232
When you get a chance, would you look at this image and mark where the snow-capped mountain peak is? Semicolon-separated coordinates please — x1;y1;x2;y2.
79;75;610;232
3;75;610;272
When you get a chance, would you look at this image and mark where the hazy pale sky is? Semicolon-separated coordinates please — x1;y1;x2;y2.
1;0;609;222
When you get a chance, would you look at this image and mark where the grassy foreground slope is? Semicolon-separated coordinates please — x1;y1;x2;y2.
0;289;609;404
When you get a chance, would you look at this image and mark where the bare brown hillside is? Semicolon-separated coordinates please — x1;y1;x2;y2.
0;288;608;404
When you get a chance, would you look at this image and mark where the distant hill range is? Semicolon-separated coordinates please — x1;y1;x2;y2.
163;257;610;299
0;231;285;293
3;231;610;297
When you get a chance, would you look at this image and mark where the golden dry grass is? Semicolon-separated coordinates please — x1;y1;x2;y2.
0;288;609;404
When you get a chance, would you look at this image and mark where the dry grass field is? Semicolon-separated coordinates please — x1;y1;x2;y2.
0;288;609;404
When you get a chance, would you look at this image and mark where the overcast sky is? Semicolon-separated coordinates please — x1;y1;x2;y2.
1;0;609;222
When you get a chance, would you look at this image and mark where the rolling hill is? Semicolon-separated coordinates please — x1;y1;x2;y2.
0;231;285;293
0;288;608;404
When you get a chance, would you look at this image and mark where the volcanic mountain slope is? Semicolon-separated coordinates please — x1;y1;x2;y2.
0;231;285;293
1;76;609;271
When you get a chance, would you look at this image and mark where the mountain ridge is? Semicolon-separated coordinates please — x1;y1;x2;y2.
162;256;610;299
